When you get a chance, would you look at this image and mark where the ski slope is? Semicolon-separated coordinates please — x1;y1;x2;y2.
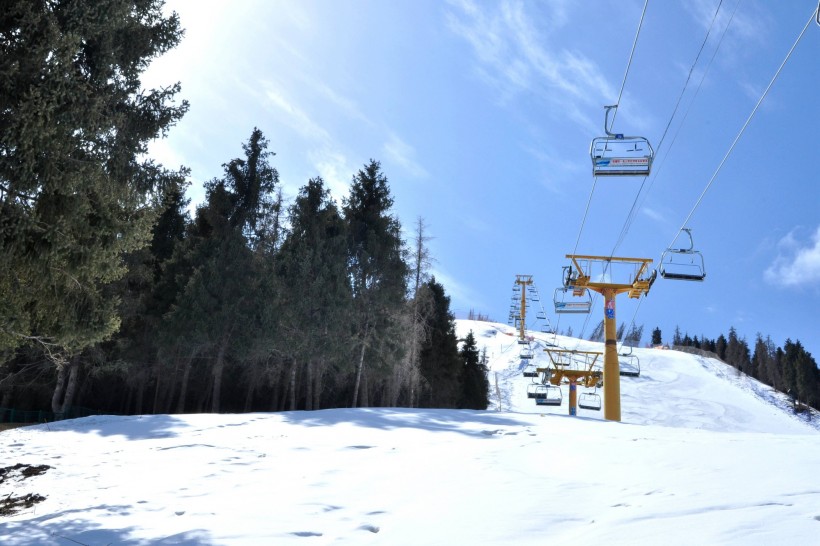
460;319;818;434
1;320;818;545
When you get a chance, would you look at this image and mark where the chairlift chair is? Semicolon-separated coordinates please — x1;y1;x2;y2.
536;311;547;320
553;287;592;314
618;347;641;377
520;349;534;359
659;228;706;281
578;390;602;411
535;385;562;406
590;105;654;177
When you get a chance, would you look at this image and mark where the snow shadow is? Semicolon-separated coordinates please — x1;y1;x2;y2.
280;408;531;438
39;414;190;440
0;509;212;545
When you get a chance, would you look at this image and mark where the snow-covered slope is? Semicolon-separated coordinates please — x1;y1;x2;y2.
457;319;818;434
1;320;818;545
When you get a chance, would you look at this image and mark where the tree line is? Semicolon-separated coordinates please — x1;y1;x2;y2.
658;326;819;411
0;0;489;417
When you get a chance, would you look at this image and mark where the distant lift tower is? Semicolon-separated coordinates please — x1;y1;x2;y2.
564;254;656;421
513;275;534;343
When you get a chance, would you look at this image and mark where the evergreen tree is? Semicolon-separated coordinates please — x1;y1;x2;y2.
673;326;682;346
342;160;408;407
278;177;352;410
161;131;278;413
460;330;489;409
715;334;728;361
0;0;188;357
651;327;662;346
418;279;462;408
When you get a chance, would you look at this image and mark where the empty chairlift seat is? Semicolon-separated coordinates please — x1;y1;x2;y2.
659;228;706;282
578;391;601;411
553;287;592;314
534;385;562;406
589;105;654;177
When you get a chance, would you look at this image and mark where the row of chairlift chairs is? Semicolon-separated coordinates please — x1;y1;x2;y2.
509;284;553;334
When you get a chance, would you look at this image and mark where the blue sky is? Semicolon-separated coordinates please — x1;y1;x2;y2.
143;0;820;358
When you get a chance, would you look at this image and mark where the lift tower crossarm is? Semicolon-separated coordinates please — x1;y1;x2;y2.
566;255;655;299
563;254;654;421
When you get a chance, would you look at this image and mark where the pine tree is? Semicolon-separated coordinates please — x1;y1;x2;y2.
0;0;188;357
161;130;278;413
343;160;408;407
278;177;352;410
418;279;462;408
651;327;662;346
460;330;489;409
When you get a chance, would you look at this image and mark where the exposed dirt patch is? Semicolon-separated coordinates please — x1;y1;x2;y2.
0;463;50;516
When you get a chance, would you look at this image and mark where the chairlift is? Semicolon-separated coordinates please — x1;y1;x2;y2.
536;311;547;320
535;385;563;406
618;347;641;377
590;105;654;177
578;390;602;411
553;287;592;314
520;349;534;359
659;228;706;281
517;338;529;345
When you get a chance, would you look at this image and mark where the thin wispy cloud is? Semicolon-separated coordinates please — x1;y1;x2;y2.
764;226;820;288
263;86;332;144
445;0;615;133
383;133;428;179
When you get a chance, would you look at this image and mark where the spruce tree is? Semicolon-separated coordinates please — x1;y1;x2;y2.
460;330;489;409
418;278;462;408
278;177;352;410
342;160;408;407
0;0;188;355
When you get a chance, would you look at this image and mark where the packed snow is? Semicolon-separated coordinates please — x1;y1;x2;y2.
1;319;818;545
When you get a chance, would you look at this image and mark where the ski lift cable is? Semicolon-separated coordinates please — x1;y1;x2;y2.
627;0;740;246
610;0;726;256
616;4;815;351
664;5;816;258
571;0;651;259
561;0;651;348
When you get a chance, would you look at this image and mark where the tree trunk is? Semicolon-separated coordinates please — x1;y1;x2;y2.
305;360;314;410
51;364;67;414
211;333;230;413
176;348;197;413
61;361;80;415
313;360;324;410
134;371;145;414
288;358;297;411
352;342;366;408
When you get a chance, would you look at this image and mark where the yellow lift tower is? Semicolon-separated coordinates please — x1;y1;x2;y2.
513;275;534;343
538;349;603;416
564;255;656;421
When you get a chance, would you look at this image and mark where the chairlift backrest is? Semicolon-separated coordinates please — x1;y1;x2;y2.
590;105;654;177
660;228;706;281
553;286;592;314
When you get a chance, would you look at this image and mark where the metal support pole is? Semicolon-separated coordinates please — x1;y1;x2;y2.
602;288;621;421
568;379;577;416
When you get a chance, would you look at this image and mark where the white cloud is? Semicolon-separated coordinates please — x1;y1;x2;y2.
431;267;485;315
383;133;428;179
263;86;332;144
764;226;820;288
445;0;615;133
641;207;665;223
307;149;355;205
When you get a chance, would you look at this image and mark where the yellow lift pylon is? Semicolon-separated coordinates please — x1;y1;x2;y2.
537;349;602;416
513;275;534;343
564;254;656;422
